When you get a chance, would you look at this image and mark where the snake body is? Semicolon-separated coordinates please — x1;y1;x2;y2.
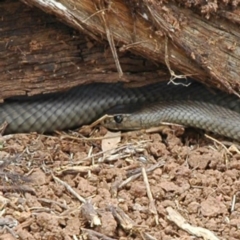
1;81;240;140
0;82;166;134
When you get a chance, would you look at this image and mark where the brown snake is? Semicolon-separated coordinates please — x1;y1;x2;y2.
1;81;240;140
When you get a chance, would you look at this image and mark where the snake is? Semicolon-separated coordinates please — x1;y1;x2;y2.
1;80;240;140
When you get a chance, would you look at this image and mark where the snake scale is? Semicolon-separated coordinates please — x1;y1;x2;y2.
1;81;240;140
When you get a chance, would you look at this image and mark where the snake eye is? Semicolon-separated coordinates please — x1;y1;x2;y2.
114;115;123;123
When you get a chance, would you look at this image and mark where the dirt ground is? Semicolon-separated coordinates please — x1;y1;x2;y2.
0;125;239;240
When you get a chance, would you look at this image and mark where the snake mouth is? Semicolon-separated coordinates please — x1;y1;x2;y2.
101;114;126;130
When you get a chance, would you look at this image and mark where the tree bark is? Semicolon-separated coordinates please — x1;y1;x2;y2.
0;0;167;100
20;0;240;94
1;0;240;100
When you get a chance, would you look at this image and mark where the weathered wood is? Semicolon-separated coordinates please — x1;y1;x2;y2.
0;0;167;100
20;0;205;82
20;0;240;93
144;1;240;91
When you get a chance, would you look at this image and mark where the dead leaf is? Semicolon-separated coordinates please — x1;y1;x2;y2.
101;131;121;152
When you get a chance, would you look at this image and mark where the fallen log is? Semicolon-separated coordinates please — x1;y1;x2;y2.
20;0;240;93
0;0;167;100
1;0;240;99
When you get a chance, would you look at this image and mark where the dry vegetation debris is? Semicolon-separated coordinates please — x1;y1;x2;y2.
0;125;239;239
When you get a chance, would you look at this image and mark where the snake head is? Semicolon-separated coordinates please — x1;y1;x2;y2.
102;103;150;130
101;114;142;130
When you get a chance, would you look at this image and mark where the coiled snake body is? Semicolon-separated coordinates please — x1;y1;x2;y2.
1;81;240;140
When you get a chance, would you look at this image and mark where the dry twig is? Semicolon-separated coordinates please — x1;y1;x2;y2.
166;207;219;240
142;167;159;225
